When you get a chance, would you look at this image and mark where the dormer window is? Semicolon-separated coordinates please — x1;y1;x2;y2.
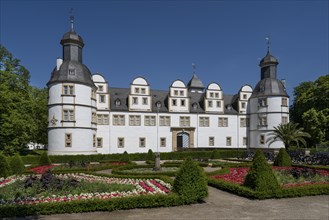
210;92;214;98
172;99;177;106
68;69;75;75
135;88;140;93
181;99;185;106
216;101;221;108
98;85;103;92
174;90;178;96
141;88;146;94
115;99;121;106
132;97;138;105
243;94;247;99
215;93;219;98
179;91;184;96
208;101;213;107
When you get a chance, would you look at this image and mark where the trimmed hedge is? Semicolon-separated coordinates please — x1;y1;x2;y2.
39;151;51;166
274;148;292;167
208;178;329;200
243;150;279;192
9;154;25;174
120;151;130;162
173;158;208;203
112;164;179;176
0;153;11;178
20;149;248;165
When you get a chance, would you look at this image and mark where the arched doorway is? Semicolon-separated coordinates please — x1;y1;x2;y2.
177;132;190;149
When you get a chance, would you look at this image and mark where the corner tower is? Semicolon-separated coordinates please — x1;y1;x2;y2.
47;17;98;155
249;48;289;148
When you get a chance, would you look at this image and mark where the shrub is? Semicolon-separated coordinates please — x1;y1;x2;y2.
173;157;208;203
38;151;51;166
243;150;279;192
121;151;130;162
9;154;25;174
146;149;155;161
0;153;11;178
211;150;221;159
274;148;292;167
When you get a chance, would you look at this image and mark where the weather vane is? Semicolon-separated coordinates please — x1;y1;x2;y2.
69;8;74;31
265;35;271;51
192;62;196;75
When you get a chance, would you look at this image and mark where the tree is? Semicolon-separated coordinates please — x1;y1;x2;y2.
290;75;329;146
266;122;311;150
0;45;48;153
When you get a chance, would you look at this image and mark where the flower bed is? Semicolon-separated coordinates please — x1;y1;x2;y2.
0;173;172;206
211;167;329;188
29;165;56;174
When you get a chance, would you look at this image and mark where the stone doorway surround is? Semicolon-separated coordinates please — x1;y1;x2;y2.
171;127;195;151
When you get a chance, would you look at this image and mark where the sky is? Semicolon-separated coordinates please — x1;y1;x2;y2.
1;0;328;101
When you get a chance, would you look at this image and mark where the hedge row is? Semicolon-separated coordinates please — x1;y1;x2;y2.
20;150;248;165
0;194;184;218
111;164;179;176
208;176;329;199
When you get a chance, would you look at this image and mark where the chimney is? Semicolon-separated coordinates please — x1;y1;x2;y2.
56;58;63;71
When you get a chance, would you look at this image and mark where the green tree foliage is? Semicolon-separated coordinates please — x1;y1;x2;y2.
120;151;130;162
273;148;292;167
243;150;279;192
0;153;11;178
0;45;48;154
38;151;51;166
266;122;311;150
9;153;25;174
146;149;155;161
173;157;208;203
290;74;329;146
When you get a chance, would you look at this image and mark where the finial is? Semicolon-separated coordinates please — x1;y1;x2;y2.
69;8;74;31
265;35;271;53
192;62;196;75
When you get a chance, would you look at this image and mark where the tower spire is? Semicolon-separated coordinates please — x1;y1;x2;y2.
192;62;196;75
69;8;74;32
265;35;271;53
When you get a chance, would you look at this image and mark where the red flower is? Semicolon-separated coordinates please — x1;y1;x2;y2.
29;165;56;174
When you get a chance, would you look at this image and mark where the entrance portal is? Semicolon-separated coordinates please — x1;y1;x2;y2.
177;132;190;149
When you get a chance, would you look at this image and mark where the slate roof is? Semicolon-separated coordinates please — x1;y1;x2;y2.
187;74;205;89
251;78;288;98
108;87;238;114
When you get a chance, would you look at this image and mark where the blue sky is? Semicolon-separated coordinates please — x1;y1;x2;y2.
1;0;328;100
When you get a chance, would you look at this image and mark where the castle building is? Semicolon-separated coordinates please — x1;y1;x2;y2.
47;20;289;155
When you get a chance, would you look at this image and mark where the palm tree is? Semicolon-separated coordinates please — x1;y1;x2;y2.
266;122;311;150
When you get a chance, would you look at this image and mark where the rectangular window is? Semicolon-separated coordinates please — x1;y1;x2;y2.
282;116;288;124
208;100;213;107
179;116;190;127
243;137;247;146
199;117;210;127
282;98;288;106
129;115;141;126
172;99;177;106
98;85;103;92
226;137;232;146
103;115;109;124
113;115;125;126
99;95;105;103
260;135;265;144
181;99;185;106
141;88;146;94
209;137;215;146
243;94;247;99
132;97;138;105
258;98;267;107
210;92;214;98
174;90;178;96
241;102;246;109
93;134;96;147
63;85;74;95
97;137;103;148
63;109;74;121
258;115;267;127
65;133;72;147
160;116;170;126
142;97;148;105
139;137;146;148
135;88;140;93
240;118;246;127
218;117;228;127
97;115;102;124
180;90;184;96
160;138;166;147
145;116;156;126
215;93;219;98
216;101;221;108
118;137;125;148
